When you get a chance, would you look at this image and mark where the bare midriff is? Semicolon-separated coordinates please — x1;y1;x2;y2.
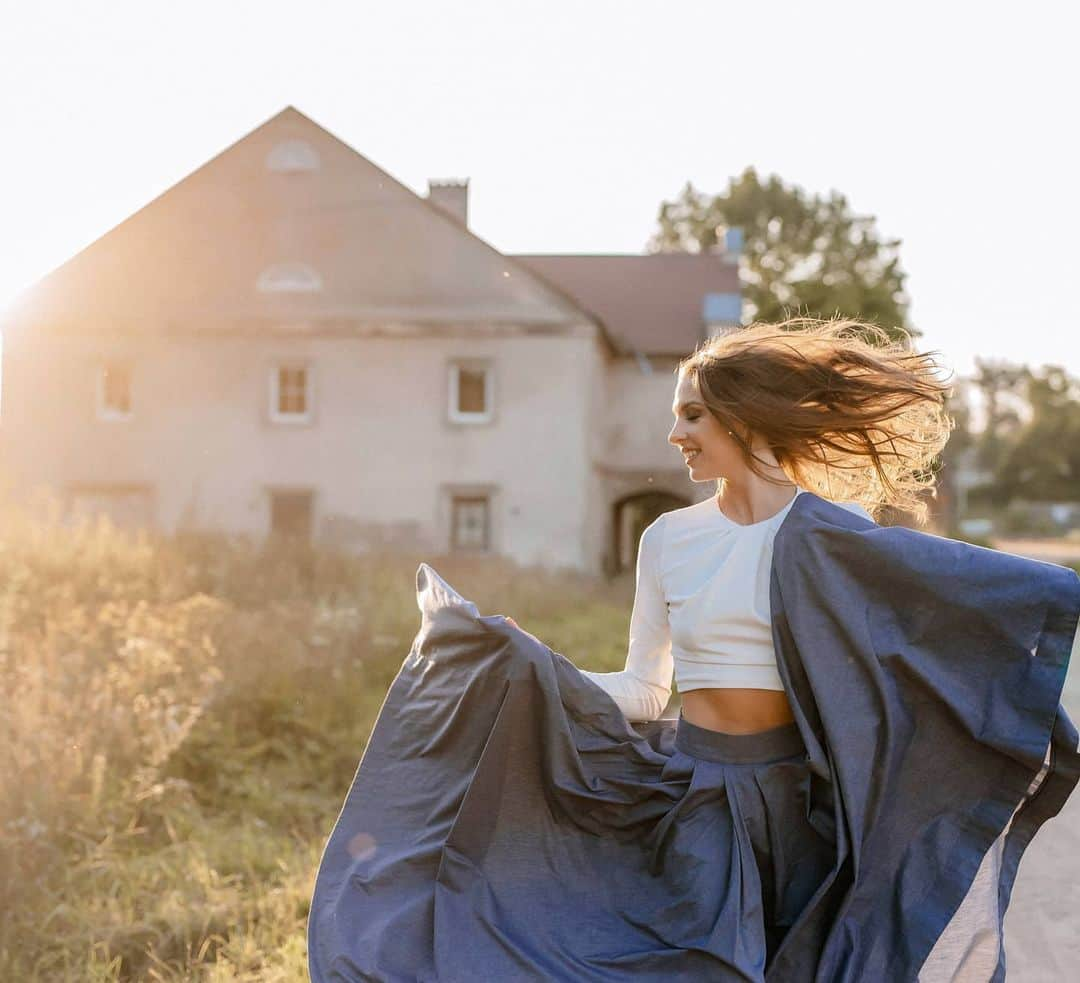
680;687;795;735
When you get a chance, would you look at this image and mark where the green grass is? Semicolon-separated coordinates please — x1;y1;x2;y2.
0;506;633;980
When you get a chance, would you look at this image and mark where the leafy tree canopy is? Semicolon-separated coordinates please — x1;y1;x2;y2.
996;364;1080;502
649;167;915;344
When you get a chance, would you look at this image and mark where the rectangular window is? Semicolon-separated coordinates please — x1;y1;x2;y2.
66;483;153;529
448;362;493;424
451;495;490;551
269;488;314;541
97;361;132;420
269;363;313;423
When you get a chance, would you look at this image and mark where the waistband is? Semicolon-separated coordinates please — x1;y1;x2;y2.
674;711;806;764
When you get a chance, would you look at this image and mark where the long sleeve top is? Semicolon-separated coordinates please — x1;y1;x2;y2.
578;488;875;721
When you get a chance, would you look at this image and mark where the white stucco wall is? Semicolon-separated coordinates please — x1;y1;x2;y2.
0;323;604;572
602;356;686;473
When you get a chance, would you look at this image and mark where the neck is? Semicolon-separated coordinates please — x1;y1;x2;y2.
716;476;799;525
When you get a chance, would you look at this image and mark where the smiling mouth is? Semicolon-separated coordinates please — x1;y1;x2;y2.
683;449;701;463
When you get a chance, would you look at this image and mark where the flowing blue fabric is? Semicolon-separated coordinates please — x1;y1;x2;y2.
308;492;1080;981
768;492;1080;980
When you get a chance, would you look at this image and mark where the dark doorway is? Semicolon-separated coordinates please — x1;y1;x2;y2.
612;491;689;575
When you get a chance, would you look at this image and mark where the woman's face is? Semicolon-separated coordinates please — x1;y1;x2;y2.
667;371;743;482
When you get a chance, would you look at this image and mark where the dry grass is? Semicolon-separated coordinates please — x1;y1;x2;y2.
0;501;632;980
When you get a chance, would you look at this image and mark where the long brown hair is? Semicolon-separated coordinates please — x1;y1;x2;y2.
677;317;956;525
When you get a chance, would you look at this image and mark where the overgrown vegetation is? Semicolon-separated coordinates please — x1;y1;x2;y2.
0;507;633;980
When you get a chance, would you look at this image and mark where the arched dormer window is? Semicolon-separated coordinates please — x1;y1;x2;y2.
266;140;320;173
257;263;323;293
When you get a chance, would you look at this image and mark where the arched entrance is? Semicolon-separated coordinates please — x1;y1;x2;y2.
612;490;690;575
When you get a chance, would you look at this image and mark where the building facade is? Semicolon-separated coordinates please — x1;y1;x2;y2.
0;107;743;576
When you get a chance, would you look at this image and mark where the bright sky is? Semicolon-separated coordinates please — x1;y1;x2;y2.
2;1;1077;383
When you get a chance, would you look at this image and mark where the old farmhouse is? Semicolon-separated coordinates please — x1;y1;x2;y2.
0;106;744;576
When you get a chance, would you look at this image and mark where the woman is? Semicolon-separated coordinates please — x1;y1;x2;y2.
309;318;1079;982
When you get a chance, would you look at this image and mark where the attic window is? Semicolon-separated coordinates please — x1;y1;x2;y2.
266;140;320;173
257;263;323;293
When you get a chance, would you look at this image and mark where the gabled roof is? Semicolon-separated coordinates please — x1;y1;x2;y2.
512;253;741;357
8;107;609;345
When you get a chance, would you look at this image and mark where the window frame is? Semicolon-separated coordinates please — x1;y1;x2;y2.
447;360;494;425
450;493;491;552
96;360;134;421
266;485;317;542
442;483;499;555
267;361;315;425
64;481;155;529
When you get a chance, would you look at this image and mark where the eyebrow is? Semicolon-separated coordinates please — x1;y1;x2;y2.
672;401;704;414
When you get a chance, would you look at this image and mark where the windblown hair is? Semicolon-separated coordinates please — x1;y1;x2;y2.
677;317;956;525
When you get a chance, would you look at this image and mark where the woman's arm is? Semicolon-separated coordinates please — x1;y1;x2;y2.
578;516;674;721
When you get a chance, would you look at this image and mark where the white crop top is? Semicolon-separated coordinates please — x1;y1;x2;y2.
579;487;874;721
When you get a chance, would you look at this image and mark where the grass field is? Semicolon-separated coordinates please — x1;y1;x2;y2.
1002;625;1080;981
0;508;634;980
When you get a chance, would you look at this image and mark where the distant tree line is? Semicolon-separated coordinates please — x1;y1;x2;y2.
953;361;1080;505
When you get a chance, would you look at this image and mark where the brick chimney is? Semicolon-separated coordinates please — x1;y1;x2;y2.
427;179;469;227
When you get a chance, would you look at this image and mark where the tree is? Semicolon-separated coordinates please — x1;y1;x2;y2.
649;167;915;343
957;360;1080;506
968;358;1029;477
942;379;977;458
995;365;1080;502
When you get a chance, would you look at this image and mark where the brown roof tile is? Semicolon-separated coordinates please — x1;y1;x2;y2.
511;253;741;356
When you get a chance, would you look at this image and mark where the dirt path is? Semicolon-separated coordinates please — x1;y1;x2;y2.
1002;634;1080;980
992;537;1080;567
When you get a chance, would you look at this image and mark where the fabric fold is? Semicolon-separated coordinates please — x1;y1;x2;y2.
766;494;1080;982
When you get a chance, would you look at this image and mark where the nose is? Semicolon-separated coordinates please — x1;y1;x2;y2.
668;423;685;446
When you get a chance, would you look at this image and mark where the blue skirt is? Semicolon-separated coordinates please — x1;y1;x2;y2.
308;559;1076;982
657;714;839;971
